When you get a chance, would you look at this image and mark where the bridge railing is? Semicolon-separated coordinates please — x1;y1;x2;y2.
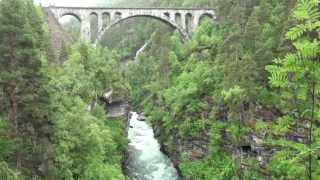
45;6;214;11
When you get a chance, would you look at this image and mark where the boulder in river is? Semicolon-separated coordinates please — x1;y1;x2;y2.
137;113;147;121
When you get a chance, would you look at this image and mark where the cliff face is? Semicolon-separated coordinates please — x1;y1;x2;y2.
152;106;283;176
153;124;209;169
43;8;73;63
106;101;130;118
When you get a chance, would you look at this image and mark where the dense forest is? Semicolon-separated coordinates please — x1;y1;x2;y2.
0;0;319;179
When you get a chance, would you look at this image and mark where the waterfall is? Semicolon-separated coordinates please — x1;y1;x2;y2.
134;32;156;61
134;41;150;61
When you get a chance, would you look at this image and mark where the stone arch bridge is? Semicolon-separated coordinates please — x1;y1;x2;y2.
46;6;215;43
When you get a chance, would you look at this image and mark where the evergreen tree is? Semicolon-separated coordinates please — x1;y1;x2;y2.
0;0;53;178
48;43;127;179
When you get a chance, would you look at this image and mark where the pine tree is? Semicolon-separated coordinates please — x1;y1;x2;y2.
0;0;53;178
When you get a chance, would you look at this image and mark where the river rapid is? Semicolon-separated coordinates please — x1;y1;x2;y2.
127;112;180;180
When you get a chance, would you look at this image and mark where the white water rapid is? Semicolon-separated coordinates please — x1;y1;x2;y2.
127;112;180;180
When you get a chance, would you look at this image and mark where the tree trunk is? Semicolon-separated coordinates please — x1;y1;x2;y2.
9;83;21;170
8;31;21;171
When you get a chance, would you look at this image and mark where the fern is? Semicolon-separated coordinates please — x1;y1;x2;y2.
286;0;320;40
266;0;320;178
286;25;307;40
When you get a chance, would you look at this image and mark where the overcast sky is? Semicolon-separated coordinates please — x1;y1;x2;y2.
33;0;114;7
33;0;114;22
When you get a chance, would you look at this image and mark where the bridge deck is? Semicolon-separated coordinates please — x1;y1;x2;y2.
45;6;214;11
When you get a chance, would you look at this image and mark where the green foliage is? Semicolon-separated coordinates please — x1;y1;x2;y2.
180;122;244;179
0;0;53;178
48;43;127;179
266;0;320;179
52;98;124;180
0;161;20;180
0;118;15;161
268;147;307;179
61;18;80;42
180;157;234;180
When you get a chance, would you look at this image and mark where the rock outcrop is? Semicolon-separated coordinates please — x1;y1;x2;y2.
106;101;130;118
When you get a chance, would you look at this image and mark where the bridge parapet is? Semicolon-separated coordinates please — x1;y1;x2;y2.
46;6;215;43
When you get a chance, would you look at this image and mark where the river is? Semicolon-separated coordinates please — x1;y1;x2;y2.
127;112;180;180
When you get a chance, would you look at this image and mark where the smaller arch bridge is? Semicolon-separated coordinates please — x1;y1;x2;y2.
46;6;215;43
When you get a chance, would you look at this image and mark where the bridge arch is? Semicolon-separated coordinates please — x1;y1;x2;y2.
185;13;193;34
164;12;170;19
174;13;182;27
89;12;99;42
59;12;81;22
115;12;122;19
56;13;82;41
95;14;188;44
102;12;111;28
199;13;214;25
47;7;215;43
